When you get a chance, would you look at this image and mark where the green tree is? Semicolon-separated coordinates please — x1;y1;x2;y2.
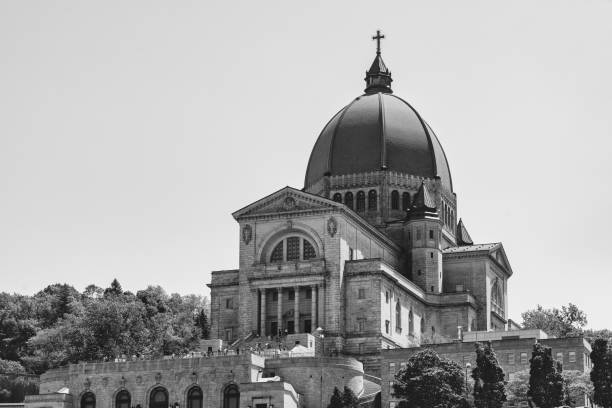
195;309;210;339
506;370;530;407
591;338;612;408
104;279;123;297
562;370;593;407
327;386;344;408
528;343;564;408
393;349;465;408
472;341;506;408
521;303;587;338
342;385;359;408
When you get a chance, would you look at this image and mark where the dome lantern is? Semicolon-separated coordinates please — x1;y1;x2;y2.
364;30;393;94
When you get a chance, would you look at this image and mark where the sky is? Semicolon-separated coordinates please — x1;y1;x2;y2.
1;0;611;329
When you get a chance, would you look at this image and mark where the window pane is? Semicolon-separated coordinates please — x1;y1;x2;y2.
356;191;365;211
286;237;300;261
368;190;377;210
303;240;316;259
270;241;284;262
391;190;399;210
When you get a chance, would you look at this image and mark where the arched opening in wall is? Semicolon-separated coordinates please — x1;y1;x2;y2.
391;190;399;210
402;192;411;211
395;301;401;329
149;387;168;408
368;190;377;211
344;192;354;209
332;193;342;203
408;310;414;335
223;384;240;408
81;392;95;408
268;236;318;263
420;317;425;334
115;390;130;408
356;191;366;212
187;386;203;408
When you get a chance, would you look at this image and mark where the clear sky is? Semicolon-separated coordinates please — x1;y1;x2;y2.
1;0;611;329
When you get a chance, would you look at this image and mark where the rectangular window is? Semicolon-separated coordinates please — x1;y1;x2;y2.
385;320;390;334
556;352;564;362
400;362;407;369
358;288;366;299
416;229;422;240
288;289;295;301
224;328;232;341
286;237;300;261
508;353;515;364
349;247;354;260
569;351;576;362
272;291;278;301
520;352;528;364
429;230;434;239
306;289;312;299
358;318;366;332
385;291;389;303
463;355;471;365
225;298;233;309
389;362;396;372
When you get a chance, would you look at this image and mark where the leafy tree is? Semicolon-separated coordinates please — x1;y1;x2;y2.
591;338;612;408
585;329;612;345
195;309;210;339
472;341;506;408
83;285;103;299
342;385;359;408
327;386;344;408
562;370;593;407
104;279;123;297
506;370;531;407
528;343;564;408
393;348;465;408
521;303;587;338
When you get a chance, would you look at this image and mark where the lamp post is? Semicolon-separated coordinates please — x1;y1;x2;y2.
465;362;472;399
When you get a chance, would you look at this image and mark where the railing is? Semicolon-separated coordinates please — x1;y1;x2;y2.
491;301;505;318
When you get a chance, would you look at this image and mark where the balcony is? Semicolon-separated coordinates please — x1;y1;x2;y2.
247;259;327;283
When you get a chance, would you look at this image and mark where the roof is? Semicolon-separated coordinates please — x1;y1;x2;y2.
304;92;453;192
456;219;474;246
443;242;513;276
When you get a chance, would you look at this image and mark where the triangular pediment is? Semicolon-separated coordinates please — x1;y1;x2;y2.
490;245;513;276
232;186;342;220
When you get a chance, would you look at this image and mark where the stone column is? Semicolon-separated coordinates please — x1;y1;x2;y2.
294;286;300;333
277;287;283;336
311;285;317;328
260;289;266;336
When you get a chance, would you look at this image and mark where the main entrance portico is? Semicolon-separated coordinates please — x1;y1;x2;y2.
258;284;321;336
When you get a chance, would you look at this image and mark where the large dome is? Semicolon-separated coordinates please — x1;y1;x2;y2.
304;92;453;193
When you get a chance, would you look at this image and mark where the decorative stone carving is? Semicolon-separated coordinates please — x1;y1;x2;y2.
191;372;198;384
283;196;296;210
120;376;126;388
242;224;253;245
136;376;142;385
84;378;91;390
102;377;109;386
327;217;338;237
155;372;162;384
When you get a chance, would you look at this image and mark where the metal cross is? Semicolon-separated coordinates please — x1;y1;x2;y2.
372;30;385;55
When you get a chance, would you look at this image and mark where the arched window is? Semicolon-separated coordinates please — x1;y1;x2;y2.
223;384;240;408
115;390;130;408
391;190;399;210
81;392;95;408
420;317;425;334
344;192;353;209
368;190;377;211
187;386;203;408
356;191;365;212
395;301;401;329
149;387;168;408
408;310;414;335
332;193;342;203
269;236;317;263
402;192;411;211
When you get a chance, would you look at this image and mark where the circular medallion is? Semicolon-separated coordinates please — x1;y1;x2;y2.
283;196;296;210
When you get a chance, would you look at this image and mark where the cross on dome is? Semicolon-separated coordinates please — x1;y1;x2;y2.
372;30;385;55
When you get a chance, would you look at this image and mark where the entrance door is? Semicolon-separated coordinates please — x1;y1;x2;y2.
287;320;295;334
304;319;312;333
270;321;278;337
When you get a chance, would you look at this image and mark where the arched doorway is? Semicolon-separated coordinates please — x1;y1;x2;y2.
81;392;95;408
223;384;239;408
187;386;203;408
149;387;168;408
115;390;130;408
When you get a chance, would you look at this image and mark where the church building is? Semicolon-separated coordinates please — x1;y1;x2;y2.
209;30;513;361
27;33;525;408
